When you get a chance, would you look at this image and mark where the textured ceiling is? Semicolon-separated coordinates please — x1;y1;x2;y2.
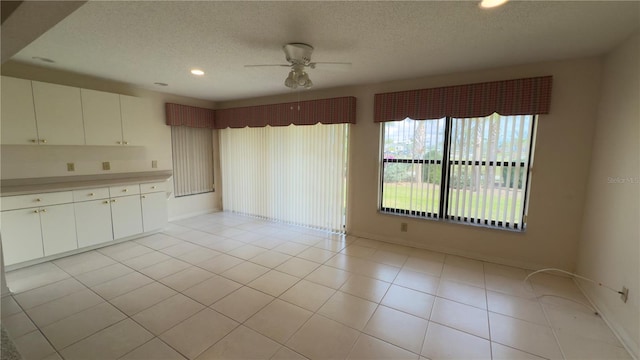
11;1;640;102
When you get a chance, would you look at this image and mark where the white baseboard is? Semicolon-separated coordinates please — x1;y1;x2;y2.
168;208;221;222
348;230;553;271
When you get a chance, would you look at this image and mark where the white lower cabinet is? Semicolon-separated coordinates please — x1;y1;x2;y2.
111;195;143;239
75;199;114;247
2;180;168;267
0;209;44;265
141;192;167;232
0;202;78;266
40;203;78;256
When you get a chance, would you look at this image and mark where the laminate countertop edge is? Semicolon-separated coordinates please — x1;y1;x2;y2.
0;170;173;196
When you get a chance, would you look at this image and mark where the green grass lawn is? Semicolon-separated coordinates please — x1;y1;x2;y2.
382;182;524;223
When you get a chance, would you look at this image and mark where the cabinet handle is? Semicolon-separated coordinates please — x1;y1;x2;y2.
151;186;157;189
141;195;146;199
123;141;129;145
103;200;109;204
40;139;47;143
89;193;95;196
111;199;117;203
116;141;122;144
123;189;128;192
33;210;39;213
41;209;47;213
35;198;41;202
31;139;37;143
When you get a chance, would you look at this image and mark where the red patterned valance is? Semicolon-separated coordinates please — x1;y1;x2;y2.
166;103;215;128
215;96;356;129
374;76;552;122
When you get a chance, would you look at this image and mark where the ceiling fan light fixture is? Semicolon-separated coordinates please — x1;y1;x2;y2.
284;71;298;88
284;68;313;89
296;71;309;86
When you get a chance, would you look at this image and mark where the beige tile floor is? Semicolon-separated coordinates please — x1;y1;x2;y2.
1;212;632;360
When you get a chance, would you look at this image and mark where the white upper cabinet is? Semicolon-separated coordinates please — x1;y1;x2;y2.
32;81;85;145
81;89;123;146
2;77;156;147
1;76;39;145
120;95;151;146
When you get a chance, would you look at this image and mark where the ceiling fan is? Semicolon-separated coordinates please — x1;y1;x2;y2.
244;43;351;89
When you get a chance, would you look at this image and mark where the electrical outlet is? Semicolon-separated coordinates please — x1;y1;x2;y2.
152;160;158;168
620;286;629;303
67;163;75;171
102;161;111;170
400;222;408;232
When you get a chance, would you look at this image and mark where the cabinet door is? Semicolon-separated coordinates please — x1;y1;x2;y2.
40;203;78;256
1;77;39;145
0;208;43;265
141;192;167;232
81;89;123;146
111;195;143;239
32;81;85;145
120;95;152;146
75;200;113;248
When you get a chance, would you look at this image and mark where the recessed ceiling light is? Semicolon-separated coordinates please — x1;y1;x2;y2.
479;0;509;9
190;69;205;76
32;56;55;63
154;82;168;86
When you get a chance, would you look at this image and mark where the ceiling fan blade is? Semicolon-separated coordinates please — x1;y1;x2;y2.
311;61;352;65
244;64;291;67
308;62;352;69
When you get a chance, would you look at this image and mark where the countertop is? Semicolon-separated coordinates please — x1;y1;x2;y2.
0;170;172;196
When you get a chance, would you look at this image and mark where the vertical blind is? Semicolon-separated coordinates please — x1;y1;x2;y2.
171;126;214;197
381;113;534;230
220;123;348;232
446;114;534;229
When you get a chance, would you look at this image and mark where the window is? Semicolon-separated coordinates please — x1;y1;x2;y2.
220;123;348;232
381;113;536;230
171;126;214;197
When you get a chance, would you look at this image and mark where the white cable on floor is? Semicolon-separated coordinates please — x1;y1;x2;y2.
523;267;625;315
524;268;623;295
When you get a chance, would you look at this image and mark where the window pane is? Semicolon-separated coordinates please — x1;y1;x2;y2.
381;118;445;217
379;114;535;230
447;114;533;229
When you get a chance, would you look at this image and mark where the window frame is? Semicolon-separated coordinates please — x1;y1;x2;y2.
379;114;537;231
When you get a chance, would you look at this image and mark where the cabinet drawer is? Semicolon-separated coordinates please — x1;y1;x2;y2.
2;191;73;211
140;181;167;194
72;188;110;202
109;184;140;197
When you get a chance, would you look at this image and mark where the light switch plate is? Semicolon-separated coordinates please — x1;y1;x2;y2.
67;163;75;171
102;161;111;170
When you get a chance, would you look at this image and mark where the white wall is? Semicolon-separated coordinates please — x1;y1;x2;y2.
0;62;222;218
576;33;639;358
220;56;603;271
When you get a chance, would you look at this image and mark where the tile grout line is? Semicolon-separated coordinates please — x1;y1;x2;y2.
7;212;625;360
482;261;493;360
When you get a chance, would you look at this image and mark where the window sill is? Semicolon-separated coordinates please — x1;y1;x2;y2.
377;209;527;233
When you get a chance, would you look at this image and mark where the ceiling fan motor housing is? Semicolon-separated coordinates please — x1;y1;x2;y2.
283;43;314;65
